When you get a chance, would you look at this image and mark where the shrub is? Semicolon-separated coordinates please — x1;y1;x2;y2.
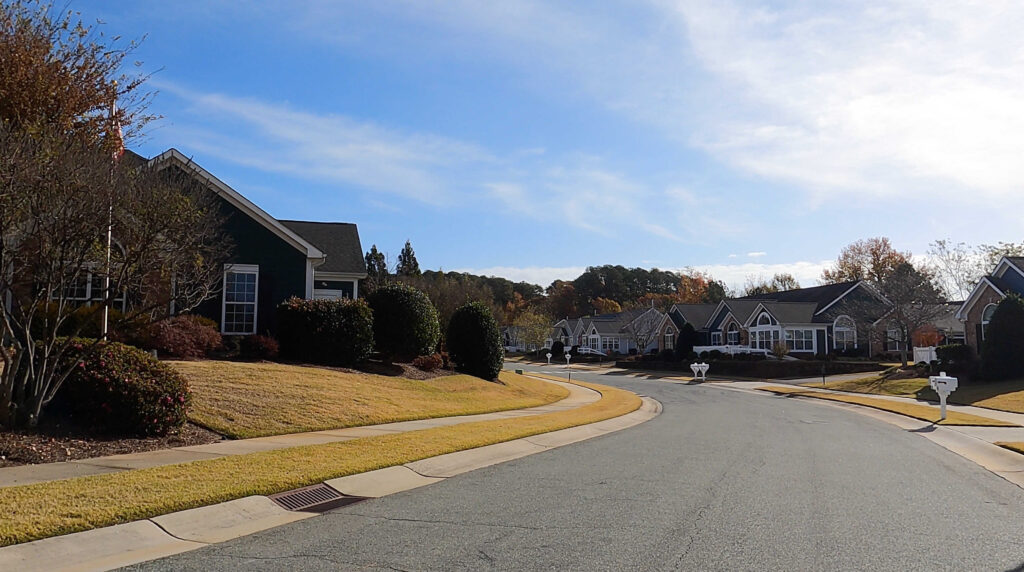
446;302;504;381
658;349;676;362
550;340;565;358
708;350;724;360
145;315;221;359
239;335;279;361
276;297;374;366
59;339;192;435
936;344;973;370
367;283;440;361
412;354;443;371
982;295;1024;380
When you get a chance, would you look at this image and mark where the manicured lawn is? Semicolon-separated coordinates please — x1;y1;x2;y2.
811;375;1024;415
0;379;641;546
757;386;1016;427
174;361;569;439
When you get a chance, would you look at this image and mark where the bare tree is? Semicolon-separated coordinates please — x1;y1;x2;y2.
927;239;984;301
622;309;663;356
0;128;229;427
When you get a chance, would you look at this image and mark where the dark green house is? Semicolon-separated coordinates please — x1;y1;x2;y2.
150;149;367;336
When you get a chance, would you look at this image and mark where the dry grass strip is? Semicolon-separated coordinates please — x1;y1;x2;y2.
0;380;639;546
756;386;1017;427
176;362;569;438
996;442;1024;456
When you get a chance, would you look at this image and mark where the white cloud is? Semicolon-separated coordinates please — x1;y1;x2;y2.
454;265;586;287
746;251;766;258
694;260;832;292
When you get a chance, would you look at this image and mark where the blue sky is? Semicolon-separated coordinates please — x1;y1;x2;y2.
78;1;1024;290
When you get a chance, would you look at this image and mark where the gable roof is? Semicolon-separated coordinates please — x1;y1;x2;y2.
669;304;717;329
744;301;819;326
955;275;1019;320
740;280;862;315
279;221;366;276
149;149;325;261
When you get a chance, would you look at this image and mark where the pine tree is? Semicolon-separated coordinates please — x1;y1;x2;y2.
362;245;389;294
396;240;421;277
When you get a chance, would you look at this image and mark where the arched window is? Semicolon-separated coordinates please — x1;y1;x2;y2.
727;322;740;345
757;312;775;326
665;327;675;350
834;315;856;351
982;303;998;340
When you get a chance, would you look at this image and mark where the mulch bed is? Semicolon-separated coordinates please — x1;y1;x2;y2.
0;422;222;469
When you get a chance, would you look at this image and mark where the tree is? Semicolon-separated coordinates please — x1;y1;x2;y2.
362;244;389;295
513;311;550;355
742;273;800;297
396;240;421;277
981;295;1024;380
398;271;500;336
0;4;225;428
849;262;945;366
821;237;911;285
545;280;579;319
446;302;504;381
592;297;622;315
927;239;984;302
622;310;662;356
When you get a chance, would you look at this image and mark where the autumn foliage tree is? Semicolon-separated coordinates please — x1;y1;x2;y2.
0;2;227;428
821;237;910;285
741;273;800;297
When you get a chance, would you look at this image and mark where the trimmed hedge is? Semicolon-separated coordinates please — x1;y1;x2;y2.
143;315;222;359
276;297;374;366
982;295;1024;380
446;302;504;381
366;283;440;360
616;359;884;378
59;339;192;436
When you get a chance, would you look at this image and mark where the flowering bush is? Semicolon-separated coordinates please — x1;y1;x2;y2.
145;315;221;358
60;338;192;435
412;353;443;371
276;297;374;365
239;334;279;361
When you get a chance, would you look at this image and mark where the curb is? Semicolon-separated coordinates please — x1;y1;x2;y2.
0;395;661;572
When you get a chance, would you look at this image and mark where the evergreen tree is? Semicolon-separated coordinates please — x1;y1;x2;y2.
396;240;421;276
982;295;1024;380
362;244;388;294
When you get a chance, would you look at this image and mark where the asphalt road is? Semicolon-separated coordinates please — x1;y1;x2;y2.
125;364;1024;571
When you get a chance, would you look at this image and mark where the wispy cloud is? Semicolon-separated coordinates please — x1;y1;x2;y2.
747;251;766;258
694;260;833;293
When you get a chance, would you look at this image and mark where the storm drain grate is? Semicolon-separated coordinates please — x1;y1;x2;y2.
269;483;366;512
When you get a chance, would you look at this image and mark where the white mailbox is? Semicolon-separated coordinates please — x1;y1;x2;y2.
546;352;552;365
928;371;959;420
690;362;710;381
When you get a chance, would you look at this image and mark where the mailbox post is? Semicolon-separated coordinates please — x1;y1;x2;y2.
546;352;552;365
565;351;572;383
928;371;959;421
690;362;709;382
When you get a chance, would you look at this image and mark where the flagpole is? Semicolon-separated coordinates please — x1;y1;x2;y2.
103;93;124;340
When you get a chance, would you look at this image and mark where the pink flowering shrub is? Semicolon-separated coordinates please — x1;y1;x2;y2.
61;338;192;435
145;315;222;359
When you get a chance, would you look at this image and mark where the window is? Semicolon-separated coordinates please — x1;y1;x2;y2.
711;332;722;345
750;329;781;350
981;303;997;341
59;269;125;310
834;315;856;351
886;328;904;351
757;312;775;326
785;329;814;351
601;337;620;351
727;323;740;345
665;327;675;350
223;265;258;334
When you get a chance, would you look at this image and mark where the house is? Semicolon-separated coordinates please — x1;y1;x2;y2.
955;256;1024;354
654;281;890;357
550;308;665;355
151;149;367;336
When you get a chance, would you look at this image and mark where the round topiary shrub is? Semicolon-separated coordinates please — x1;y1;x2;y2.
276;297;374;365
366;283;440;361
446;302;504;381
550;340;565;358
60;339;192;436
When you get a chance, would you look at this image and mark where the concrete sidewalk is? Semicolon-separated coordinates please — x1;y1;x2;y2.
0;380;661;572
0;377;600;488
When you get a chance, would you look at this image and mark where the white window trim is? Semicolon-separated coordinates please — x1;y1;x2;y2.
981;303;998;341
711;332;722;346
784;328;816;352
833;315;857;350
726;323;740;345
222;264;259;335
